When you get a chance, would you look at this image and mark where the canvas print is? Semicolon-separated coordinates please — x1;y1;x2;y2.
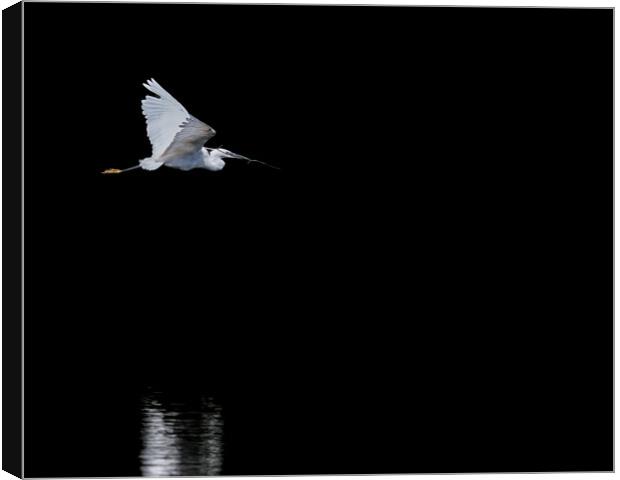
11;2;614;477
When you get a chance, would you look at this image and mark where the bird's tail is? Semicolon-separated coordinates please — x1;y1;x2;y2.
101;158;161;174
139;158;164;171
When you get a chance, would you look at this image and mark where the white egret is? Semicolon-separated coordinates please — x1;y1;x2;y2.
102;79;278;174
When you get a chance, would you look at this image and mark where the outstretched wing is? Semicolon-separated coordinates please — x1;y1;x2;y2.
162;116;216;158
141;79;215;158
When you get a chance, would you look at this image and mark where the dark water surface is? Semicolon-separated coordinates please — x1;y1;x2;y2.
139;390;223;476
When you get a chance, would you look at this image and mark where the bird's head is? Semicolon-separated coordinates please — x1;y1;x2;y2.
217;148;251;161
207;147;279;170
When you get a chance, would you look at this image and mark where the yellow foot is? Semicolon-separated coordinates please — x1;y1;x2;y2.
102;168;122;174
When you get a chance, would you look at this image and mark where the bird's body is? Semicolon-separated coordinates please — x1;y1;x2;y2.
102;79;277;174
166;148;225;171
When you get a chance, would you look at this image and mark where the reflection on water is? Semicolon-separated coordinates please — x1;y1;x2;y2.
140;390;223;476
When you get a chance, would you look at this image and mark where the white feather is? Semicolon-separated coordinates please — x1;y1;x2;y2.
139;158;165;171
141;78;191;158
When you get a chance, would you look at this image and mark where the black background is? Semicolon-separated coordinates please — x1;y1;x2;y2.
24;3;612;477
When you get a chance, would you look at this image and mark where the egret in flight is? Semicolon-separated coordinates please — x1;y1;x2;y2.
102;79;278;174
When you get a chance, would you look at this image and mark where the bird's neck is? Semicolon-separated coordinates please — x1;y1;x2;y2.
207;149;225;161
202;148;226;171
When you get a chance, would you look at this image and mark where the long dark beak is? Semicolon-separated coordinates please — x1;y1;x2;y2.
230;153;280;170
228;152;252;161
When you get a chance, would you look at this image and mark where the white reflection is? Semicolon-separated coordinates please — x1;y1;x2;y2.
140;391;223;477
